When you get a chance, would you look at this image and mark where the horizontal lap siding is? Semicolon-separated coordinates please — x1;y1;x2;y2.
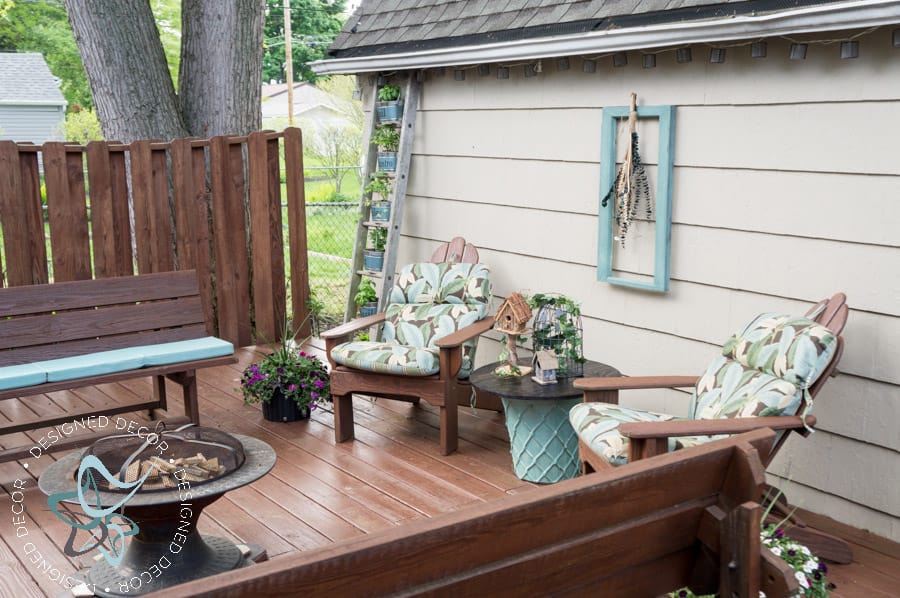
394;29;900;540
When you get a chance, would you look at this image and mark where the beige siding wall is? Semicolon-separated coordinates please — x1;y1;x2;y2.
369;30;900;541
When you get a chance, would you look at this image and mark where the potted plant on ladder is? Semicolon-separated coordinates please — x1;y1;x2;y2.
376;84;402;122
363;226;388;271
364;170;392;222
355;277;379;317
371;124;400;172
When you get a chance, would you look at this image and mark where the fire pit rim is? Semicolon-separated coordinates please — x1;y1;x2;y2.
38;433;275;507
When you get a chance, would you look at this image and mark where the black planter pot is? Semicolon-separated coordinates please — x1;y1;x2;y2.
262;394;311;422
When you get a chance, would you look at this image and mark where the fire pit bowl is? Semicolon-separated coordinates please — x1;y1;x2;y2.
39;429;275;597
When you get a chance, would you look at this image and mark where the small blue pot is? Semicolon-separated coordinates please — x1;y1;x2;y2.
377;152;397;171
359;303;378;317
376;101;403;122
370;202;391;222
363;250;384;271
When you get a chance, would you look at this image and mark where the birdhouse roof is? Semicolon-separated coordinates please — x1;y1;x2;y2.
533;350;559;369
495;292;532;325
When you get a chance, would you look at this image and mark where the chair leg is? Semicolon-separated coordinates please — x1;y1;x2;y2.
439;400;458;455
334;393;355;444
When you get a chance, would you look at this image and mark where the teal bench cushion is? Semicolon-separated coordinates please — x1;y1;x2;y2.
140;337;235;366
0;364;47;390
38;348;146;383
22;337;233;385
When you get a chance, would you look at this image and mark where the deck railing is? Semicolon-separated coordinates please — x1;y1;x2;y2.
0;128;309;346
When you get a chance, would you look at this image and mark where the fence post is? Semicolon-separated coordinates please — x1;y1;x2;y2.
284;127;310;338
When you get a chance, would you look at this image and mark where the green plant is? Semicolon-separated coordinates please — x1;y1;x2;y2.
354;277;378;306
364;170;393;200
239;329;330;411
377;84;400;102
368;226;388;251
371;124;400;152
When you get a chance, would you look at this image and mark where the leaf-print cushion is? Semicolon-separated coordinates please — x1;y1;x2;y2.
330;342;440;376
569;403;680;466
689;356;801;420
389;262;491;306
720;313;837;389
332;262;491;379
570;311;839;468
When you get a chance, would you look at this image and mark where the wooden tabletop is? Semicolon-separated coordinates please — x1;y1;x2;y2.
470;360;621;402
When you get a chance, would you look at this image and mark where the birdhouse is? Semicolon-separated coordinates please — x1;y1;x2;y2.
494;292;532;335
531;350;559;385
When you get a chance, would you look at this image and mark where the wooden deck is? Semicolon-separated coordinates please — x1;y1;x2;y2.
1;343;897;597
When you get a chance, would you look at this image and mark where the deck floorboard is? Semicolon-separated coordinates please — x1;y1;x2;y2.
0;343;896;596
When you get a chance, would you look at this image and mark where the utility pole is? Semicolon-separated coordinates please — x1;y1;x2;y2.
284;0;294;126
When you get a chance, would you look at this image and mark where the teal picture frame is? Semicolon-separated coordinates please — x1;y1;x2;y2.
597;104;676;292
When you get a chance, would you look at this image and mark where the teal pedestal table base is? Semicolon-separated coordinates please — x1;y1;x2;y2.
502;396;581;483
468;360;622;485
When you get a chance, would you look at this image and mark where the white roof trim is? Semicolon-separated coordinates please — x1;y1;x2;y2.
0;100;67;107
312;0;900;74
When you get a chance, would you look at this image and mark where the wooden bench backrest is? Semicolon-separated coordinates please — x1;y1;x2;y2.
170;429;788;597
0;270;209;366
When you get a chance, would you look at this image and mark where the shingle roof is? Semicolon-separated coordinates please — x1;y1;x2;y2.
0;53;66;104
327;0;849;59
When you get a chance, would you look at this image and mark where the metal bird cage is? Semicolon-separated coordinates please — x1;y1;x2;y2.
531;296;584;378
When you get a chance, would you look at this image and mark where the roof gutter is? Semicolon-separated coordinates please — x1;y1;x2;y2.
312;0;900;75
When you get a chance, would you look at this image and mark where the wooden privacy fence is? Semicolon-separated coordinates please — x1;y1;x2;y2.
0;128;309;347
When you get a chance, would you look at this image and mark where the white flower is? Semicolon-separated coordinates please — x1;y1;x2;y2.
795;571;809;589
803;559;818;573
770;546;782;557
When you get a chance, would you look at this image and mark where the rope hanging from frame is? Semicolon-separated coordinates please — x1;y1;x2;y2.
601;92;653;247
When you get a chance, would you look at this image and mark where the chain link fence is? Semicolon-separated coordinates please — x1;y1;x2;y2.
292;165;361;334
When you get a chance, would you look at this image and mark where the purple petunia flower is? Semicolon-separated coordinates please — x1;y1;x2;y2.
313;379;325;389
310;392;318;399
287;384;297;391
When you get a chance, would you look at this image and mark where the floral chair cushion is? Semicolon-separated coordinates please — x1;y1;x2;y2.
570;312;839;467
691;314;838;420
331;262;492;379
330;342;440;376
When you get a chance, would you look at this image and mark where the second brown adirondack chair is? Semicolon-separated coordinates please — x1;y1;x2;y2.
570;292;850;560
322;237;496;455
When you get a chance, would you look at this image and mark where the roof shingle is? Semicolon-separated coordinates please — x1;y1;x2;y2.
0;53;66;105
328;0;856;59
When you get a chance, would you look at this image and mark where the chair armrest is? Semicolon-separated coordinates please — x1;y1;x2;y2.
573;375;698;392
435;317;495;379
619;415;816;439
434;317;495;349
320;312;386;341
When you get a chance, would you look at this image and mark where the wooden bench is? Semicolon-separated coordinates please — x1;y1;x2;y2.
0;270;235;461
170;428;798;598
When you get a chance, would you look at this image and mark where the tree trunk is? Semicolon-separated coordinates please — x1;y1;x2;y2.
65;0;188;143
179;0;265;138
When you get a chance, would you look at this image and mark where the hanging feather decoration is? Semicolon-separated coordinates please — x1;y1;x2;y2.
601;92;653;247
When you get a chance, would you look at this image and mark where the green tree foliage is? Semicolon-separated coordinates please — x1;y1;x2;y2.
0;0;92;109
63;107;103;143
263;0;346;84
150;0;182;86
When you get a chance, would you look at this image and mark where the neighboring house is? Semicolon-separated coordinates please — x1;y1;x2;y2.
261;81;358;130
314;1;900;542
0;53;66;143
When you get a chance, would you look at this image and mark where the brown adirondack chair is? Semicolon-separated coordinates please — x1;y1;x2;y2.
570;292;850;561
322;238;497;455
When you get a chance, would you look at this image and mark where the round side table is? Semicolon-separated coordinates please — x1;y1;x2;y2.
470;361;621;483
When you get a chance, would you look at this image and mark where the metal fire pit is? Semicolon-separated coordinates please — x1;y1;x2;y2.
39;429;275;597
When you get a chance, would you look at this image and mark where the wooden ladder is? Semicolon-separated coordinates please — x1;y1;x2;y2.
344;72;421;321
